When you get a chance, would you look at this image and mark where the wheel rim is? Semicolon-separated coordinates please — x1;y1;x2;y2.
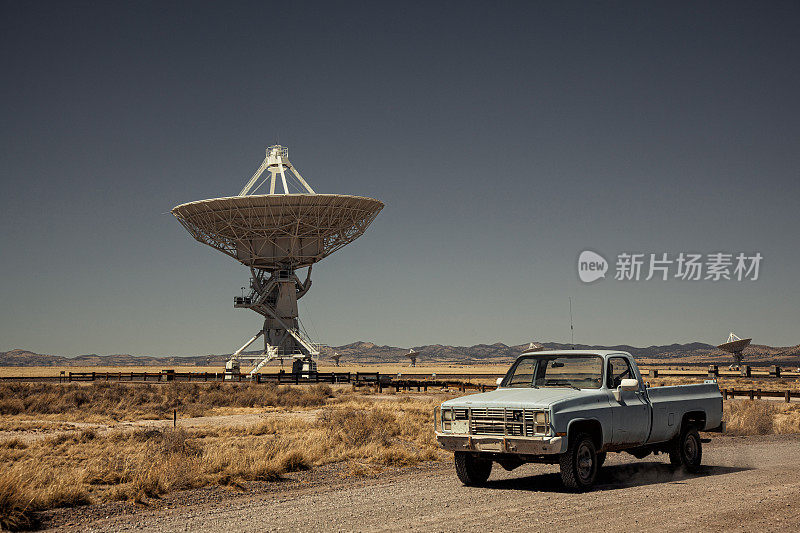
576;442;594;482
684;434;699;462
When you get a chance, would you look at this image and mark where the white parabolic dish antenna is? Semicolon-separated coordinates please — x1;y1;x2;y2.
172;145;383;374
717;332;752;367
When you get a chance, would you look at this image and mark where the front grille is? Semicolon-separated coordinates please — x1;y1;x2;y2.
463;408;549;437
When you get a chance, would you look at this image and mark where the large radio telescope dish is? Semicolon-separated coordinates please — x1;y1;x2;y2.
172;145;383;375
173;195;382;270
172;144;382;270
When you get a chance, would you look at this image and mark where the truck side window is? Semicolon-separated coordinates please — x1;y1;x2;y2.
607;357;633;389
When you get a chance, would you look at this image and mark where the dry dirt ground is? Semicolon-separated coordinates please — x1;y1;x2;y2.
40;433;800;532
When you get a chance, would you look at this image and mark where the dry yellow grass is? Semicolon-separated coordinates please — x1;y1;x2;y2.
723;399;800;435
0;393;447;528
0;382;335;423
3;371;799;529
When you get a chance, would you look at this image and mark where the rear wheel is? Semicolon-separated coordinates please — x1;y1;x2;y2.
560;433;598;490
669;427;702;472
454;452;492;486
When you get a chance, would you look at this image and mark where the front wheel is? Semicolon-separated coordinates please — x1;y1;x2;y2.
560;433;598;491
454;452;492;486
669;427;702;472
596;451;607;469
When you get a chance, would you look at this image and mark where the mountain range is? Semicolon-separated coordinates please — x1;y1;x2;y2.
2;340;799;367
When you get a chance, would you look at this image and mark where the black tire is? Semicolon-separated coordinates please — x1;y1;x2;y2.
559;433;598;491
669;427;702;472
454;452;492;486
596;451;607;469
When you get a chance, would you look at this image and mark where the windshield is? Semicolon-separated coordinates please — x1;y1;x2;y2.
502;354;603;389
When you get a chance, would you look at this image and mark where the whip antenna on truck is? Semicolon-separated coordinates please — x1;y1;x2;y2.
569;297;575;348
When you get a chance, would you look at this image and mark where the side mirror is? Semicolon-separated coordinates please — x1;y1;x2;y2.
496;377;503;386
613;378;639;402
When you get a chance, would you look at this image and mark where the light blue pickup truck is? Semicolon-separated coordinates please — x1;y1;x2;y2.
436;350;723;490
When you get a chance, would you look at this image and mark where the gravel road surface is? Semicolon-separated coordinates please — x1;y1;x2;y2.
56;434;800;532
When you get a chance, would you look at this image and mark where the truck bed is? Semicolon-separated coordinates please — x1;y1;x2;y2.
646;383;724;443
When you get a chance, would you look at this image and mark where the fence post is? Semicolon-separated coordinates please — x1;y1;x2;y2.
749;390;754;400
786;391;791;403
757;388;762;399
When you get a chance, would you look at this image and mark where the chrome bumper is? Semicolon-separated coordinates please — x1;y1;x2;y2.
436;433;565;455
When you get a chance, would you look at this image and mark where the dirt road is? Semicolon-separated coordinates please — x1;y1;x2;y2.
60;434;800;532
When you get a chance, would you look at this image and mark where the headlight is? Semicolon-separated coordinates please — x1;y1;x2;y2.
442;409;453;421
535;412;547;424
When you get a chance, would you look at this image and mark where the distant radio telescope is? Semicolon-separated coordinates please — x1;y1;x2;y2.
525;342;546;352
717;332;752;369
405;349;419;367
172;145;383;376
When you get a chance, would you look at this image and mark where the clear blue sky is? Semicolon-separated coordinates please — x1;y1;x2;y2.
1;1;798;357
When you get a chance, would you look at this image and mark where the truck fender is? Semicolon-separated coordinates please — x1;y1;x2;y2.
566;418;604;451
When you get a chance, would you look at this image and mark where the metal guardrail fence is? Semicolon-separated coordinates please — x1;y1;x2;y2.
723;388;796;402
0;371;797;402
0;371;501;393
1;363;798;384
642;365;800;379
0;371;353;384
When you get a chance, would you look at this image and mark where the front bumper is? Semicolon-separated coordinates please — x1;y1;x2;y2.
436;433;565;455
